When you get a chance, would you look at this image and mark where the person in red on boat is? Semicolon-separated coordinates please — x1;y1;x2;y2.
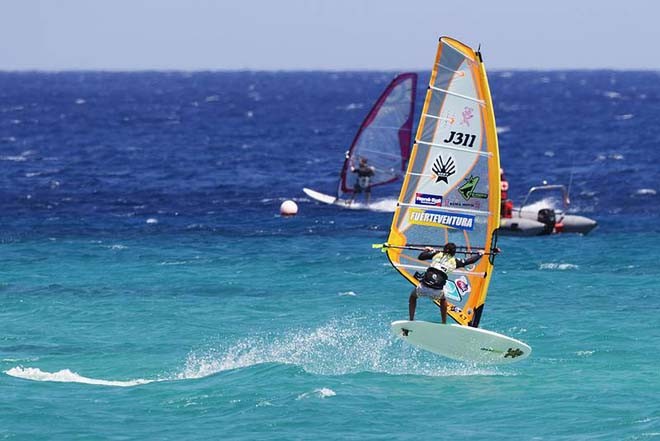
500;168;513;218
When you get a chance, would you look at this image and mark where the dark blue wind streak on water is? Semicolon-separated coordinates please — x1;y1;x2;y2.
0;70;659;239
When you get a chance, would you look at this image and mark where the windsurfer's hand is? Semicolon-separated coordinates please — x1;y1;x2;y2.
424;247;435;253
478;250;485;256
493;247;501;254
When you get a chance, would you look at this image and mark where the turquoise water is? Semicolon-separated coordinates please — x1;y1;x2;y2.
2;71;660;439
3;228;659;439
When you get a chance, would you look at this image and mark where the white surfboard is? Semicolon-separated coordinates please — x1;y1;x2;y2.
303;187;340;205
391;320;531;364
303;187;397;212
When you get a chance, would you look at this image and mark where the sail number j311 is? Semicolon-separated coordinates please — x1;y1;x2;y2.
443;131;476;148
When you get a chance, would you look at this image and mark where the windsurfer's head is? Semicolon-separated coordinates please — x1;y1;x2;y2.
443;242;457;256
359;157;368;165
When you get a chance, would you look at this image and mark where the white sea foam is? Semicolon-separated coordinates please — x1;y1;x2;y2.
6;319;512;388
159;260;190;266
341;103;364;111
338;291;357;297
1;154;28;162
539;263;579;271
177;318;510;379
5;367;156;387
297;388;336;400
634;188;656;196
615;114;634;120
603;91;622;99
496;126;510;134
576;350;595;357
347;197;397;213
2;357;38;363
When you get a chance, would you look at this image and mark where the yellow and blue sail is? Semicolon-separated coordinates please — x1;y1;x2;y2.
386;37;501;327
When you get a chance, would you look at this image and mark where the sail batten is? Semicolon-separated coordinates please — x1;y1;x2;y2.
423;113;455;122
397;201;491;216
393;263;486;277
428;85;485;105
366;125;414;132
416;140;493;157
436;63;467;75
385;37;501;328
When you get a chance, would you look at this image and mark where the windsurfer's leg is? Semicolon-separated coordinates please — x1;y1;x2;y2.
440;297;447;324
408;289;417;321
350;186;360;205
365;189;371;205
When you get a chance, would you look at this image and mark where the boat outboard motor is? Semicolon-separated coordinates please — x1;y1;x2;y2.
537;208;556;234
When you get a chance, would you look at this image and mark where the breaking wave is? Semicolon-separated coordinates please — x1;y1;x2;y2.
5;367;157;387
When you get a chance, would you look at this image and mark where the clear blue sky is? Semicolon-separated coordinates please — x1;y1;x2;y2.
1;0;658;70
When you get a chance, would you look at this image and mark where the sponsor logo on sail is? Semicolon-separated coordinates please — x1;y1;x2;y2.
415;193;443;207
408;209;475;231
432;155;455;184
447;199;481;209
461;106;474;126
458;175;488;201
455;276;471;295
444;282;461;302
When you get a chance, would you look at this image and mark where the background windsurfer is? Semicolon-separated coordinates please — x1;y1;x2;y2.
347;157;375;206
406;243;486;329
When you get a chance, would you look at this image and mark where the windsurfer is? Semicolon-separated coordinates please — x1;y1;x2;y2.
348;157;375;205
406;243;486;329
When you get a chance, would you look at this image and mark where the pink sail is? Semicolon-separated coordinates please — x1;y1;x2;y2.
338;73;417;198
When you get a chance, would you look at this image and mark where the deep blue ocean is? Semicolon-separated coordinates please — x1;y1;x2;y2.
1;70;659;440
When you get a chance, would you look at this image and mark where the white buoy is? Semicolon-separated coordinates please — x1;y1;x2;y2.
280;200;298;216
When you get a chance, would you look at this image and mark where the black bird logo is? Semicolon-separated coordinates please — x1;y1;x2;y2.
432;155;456;184
504;348;524;358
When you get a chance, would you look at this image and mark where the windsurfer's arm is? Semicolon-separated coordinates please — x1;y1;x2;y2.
418;248;439;260
456;250;485;268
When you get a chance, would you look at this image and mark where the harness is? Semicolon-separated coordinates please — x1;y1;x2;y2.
421;252;457;289
356;165;373;188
